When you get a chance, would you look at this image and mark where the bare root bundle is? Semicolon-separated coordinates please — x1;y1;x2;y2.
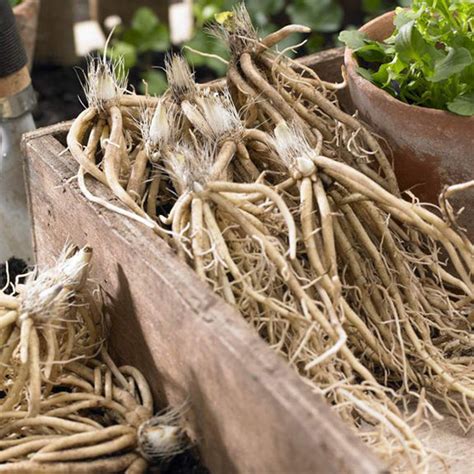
64;4;473;471
0;246;99;416
0;249;190;472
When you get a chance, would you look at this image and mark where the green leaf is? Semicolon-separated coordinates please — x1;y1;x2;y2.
338;0;473;112
447;92;474;116
9;0;22;6
395;21;429;63
194;0;225;26
371;56;407;86
429;47;472;82
356;43;389;63
121;29;141;48
338;30;367;50
122;12;170;53
253;11;270;28
138;24;170;53
362;0;383;15
371;63;390;84
387;56;408;77
307;33;325;52
131;7;159;34
356;66;374;82
140;70;168;95
214;11;234;26
393;7;418;29
245;0;285;18
184;30;229;76
108;41;137;70
287;0;343;33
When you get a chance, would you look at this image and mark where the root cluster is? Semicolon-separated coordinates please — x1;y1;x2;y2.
65;4;473;471
0;248;188;472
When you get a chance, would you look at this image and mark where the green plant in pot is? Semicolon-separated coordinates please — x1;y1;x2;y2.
340;0;474;237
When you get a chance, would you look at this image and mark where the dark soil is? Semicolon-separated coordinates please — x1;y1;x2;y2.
160;450;210;474
31;60;87;128
0;257;28;294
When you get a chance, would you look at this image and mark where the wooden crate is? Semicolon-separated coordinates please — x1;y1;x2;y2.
22;49;472;473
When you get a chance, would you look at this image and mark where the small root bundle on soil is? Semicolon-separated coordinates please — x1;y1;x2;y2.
65;4;473;471
0;248;190;473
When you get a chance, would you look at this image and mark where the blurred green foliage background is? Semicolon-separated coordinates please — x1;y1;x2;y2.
107;0;410;94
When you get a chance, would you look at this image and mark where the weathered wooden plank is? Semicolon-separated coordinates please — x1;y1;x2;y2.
300;47;344;77
22;47;384;473
23;126;384;473
417;411;474;474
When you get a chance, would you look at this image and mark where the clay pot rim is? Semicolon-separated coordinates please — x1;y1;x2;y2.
344;9;474;122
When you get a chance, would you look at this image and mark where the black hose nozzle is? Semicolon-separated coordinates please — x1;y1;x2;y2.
0;0;28;78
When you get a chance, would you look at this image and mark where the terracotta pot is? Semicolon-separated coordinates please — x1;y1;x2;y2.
13;0;40;68
344;10;474;237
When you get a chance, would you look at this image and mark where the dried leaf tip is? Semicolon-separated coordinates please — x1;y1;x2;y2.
18;246;92;322
167;142;215;192
165;54;196;102
195;88;243;140
210;3;257;56
139;100;180;160
273;121;315;175
85;55;127;109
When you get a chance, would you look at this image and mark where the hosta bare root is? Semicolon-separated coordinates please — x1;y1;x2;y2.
0;248;189;473
64;4;473;471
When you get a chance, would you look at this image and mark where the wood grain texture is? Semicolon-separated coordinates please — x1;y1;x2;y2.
23;51;472;474
417;412;474;474
23;125;384;473
22;49;382;473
